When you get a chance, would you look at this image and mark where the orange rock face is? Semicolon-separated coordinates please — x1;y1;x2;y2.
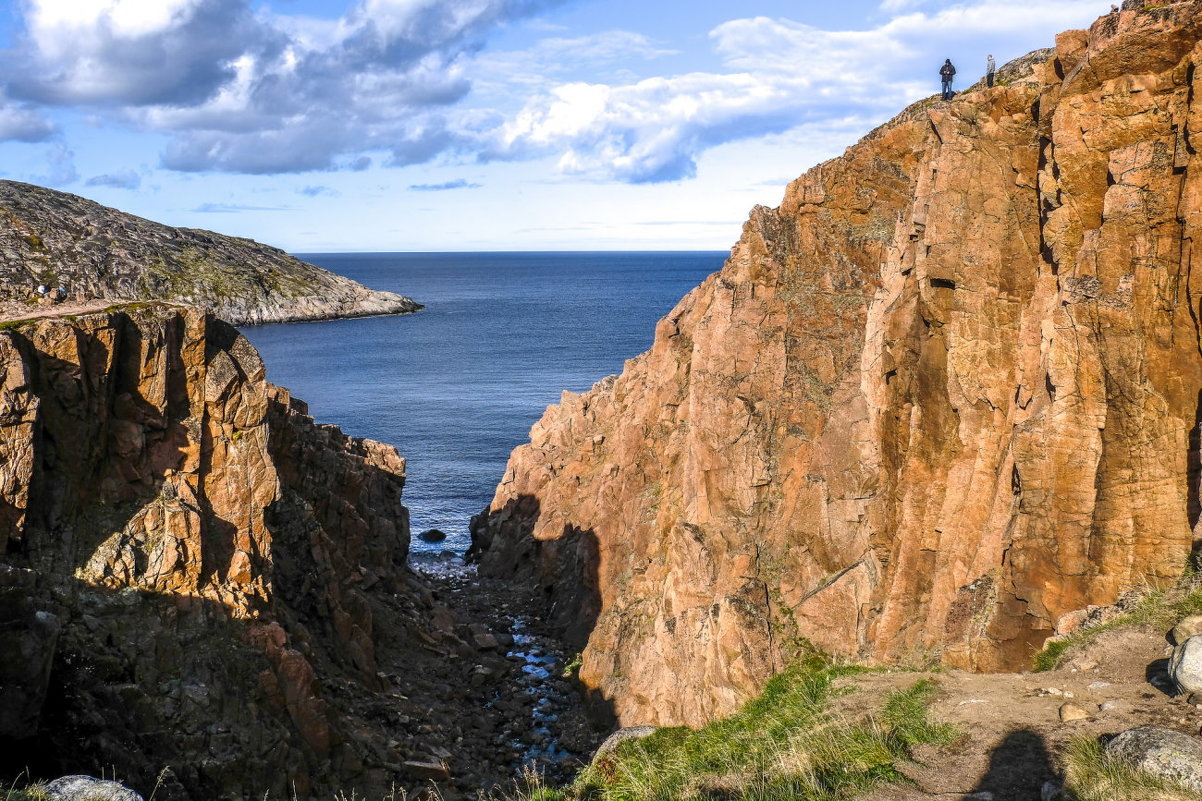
472;1;1202;728
0;305;412;797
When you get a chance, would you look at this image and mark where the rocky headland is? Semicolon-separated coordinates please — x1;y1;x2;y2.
0;181;421;325
470;0;1202;729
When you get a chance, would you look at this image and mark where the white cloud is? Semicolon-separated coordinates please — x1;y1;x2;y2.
1;0;1105;180
0;102;57;142
7;0;567;172
86;169;141;188
487;0;1102;182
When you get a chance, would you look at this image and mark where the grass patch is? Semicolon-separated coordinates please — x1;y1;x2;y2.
1032;582;1202;672
526;656;955;801
1061;737;1199;801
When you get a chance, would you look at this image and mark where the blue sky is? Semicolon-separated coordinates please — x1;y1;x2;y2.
0;0;1105;251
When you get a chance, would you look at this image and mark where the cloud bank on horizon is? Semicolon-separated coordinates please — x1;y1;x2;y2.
0;0;1104;185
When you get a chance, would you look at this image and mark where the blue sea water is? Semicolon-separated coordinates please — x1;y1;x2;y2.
240;251;726;554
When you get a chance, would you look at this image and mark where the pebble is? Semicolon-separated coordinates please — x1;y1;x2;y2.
1059;702;1091;722
1087;681;1111;690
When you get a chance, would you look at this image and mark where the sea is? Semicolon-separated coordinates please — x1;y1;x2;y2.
240;251;726;554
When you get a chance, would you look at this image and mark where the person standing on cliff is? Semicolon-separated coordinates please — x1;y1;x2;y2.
986;54;996;88
940;59;956;100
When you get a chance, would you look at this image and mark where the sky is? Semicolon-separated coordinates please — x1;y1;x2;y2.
0;0;1108;252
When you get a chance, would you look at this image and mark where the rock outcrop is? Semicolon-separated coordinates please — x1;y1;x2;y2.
0;181;421;324
471;0;1202;727
0;305;425;798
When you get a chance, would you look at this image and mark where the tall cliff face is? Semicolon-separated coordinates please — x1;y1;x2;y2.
0;306;420;798
471;0;1202;728
0;181;421;324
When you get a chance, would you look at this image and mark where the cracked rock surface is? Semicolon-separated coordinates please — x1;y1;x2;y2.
470;0;1202;728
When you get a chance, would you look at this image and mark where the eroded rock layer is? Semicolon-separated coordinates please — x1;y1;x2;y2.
471;0;1202;728
0;305;420;798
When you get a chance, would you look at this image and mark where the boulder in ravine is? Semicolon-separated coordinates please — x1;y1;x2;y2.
1169;615;1202;646
1105;726;1202;792
472;0;1202;728
0;180;421;324
592;726;657;761
44;775;143;801
419;528;448;543
1169;635;1202;696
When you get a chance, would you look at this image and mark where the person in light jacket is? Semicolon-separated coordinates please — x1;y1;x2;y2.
986;54;997;88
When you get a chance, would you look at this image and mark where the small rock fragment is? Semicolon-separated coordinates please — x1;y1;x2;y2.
1170;615;1202;646
44;776;143;801
402;760;450;781
1059;702;1091;722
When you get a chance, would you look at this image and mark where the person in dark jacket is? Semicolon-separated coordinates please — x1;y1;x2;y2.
940;59;956;100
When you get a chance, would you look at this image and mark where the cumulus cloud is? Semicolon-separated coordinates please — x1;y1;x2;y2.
0;102;57;142
0;0;1104;182
487;0;1101;182
408;178;482;190
5;0;567;173
86;170;141;189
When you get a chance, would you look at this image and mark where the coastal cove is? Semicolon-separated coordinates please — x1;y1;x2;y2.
240;251;726;552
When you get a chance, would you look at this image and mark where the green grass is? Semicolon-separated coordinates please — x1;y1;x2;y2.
1032;582;1202;672
521;656;956;801
2;782;50;801
1061;737;1199;801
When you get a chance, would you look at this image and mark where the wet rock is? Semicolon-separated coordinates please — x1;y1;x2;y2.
418;529;447;543
1105;726;1202;792
44;776;143;801
468;623;499;651
1170;636;1202;695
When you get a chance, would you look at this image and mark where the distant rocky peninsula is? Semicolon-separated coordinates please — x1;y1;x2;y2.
0;180;421;325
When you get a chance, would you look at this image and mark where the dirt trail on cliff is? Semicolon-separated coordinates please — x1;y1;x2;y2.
845;626;1196;800
0;300;136;322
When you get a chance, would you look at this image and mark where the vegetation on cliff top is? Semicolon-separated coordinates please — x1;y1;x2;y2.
518;656;956;801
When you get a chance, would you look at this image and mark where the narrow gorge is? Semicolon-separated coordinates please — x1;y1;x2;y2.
470;0;1202;728
0;305;589;800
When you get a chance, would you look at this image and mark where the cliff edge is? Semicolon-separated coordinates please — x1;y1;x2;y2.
0;306;456;799
0;181;421;325
471;0;1202;728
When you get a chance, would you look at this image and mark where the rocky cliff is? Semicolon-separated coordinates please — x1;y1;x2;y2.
0;181;420;324
0;306;449;798
471;0;1202;728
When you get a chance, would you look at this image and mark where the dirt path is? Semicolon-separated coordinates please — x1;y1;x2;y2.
0;300;130;323
846;627;1193;800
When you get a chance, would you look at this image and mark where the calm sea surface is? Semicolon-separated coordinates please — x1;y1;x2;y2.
240;252;725;553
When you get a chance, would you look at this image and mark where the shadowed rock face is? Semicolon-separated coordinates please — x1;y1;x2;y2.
0;181;421;324
0;306;414;798
471;1;1202;728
